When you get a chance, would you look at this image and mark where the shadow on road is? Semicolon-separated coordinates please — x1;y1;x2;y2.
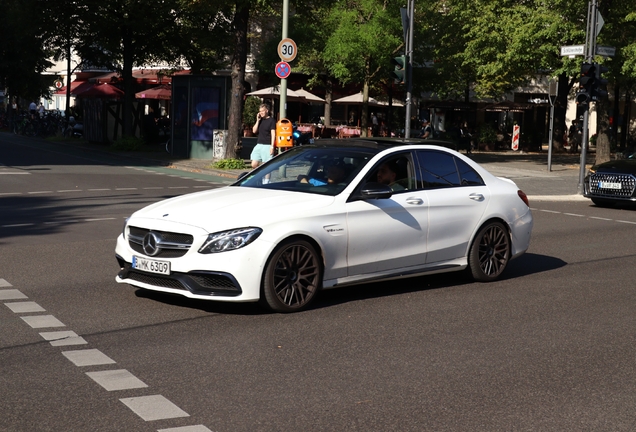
131;252;565;315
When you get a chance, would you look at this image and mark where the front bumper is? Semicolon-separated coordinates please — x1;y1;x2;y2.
584;173;636;201
115;228;271;302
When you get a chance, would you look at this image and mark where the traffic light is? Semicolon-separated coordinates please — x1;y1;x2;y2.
391;55;407;84
591;63;608;101
575;62;594;105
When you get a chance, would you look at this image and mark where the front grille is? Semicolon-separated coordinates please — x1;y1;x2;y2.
588;173;636;198
127;272;187;290
128;226;193;258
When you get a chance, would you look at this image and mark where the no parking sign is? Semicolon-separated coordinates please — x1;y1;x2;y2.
275;61;292;79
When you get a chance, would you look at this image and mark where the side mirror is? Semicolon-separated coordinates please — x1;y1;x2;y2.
359;182;393;200
237;171;249;181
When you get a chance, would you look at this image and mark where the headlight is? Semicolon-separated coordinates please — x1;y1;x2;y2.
198;227;262;254
122;217;129;240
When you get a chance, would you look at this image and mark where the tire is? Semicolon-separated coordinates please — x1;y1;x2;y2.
591;198;615;208
468;221;510;282
261;239;322;313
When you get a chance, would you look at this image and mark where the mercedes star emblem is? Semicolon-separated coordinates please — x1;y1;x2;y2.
142;232;161;256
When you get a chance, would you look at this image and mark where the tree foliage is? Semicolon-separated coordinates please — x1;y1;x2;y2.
0;0;54;101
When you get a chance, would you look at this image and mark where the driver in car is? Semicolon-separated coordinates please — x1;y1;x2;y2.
376;160;406;191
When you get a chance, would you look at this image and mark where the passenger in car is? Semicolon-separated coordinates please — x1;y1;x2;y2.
298;161;347;186
376;160;407;191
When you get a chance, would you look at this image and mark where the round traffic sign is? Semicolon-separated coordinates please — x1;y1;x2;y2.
275;61;292;79
277;38;297;62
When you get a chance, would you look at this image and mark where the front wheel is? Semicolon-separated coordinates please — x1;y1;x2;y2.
591;198;615;208
468;221;510;282
261;239;322;313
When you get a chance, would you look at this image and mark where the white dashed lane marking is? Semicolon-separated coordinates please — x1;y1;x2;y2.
616;220;636;225
1;284;204;428
5;301;45;313
86;369;148;391
62;349;116;367
0;290;27;300
21;315;66;328
158;426;213;432
40;330;88;346
120;395;190;421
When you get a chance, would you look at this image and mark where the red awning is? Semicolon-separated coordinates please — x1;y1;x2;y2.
94;69;190;85
75;83;124;99
53;80;94;96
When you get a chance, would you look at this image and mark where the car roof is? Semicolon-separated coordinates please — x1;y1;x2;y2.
302;138;457;152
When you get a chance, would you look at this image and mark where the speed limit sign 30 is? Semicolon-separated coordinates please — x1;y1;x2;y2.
277;38;297;62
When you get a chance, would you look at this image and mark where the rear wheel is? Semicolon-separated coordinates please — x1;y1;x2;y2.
468;221;510;282
262;239;322;313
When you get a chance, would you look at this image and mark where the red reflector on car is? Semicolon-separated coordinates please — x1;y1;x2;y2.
518;190;529;207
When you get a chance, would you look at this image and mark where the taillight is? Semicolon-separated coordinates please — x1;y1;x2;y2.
518;190;529;207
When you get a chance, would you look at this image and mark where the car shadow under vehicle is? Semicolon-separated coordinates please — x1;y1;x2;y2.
133;253;565;314
314;253;566;310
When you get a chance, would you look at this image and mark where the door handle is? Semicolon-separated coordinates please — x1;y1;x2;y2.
406;197;424;205
469;193;485;202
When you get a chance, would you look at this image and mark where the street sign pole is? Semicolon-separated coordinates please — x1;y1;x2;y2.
280;0;290;121
578;0;598;194
547;80;558;172
403;0;414;139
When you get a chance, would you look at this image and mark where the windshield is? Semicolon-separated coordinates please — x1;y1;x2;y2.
235;146;375;196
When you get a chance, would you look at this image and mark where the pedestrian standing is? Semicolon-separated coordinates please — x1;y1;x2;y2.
371;113;379;137
250;104;276;169
421;119;432;139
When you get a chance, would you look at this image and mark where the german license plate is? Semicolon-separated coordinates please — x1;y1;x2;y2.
598;181;621;190
132;256;170;275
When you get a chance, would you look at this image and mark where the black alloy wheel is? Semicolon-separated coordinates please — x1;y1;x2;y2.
262;239;322;312
468;221;510;282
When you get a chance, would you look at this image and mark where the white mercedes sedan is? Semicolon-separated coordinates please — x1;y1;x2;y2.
115;140;533;312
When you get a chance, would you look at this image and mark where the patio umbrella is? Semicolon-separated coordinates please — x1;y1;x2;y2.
293;88;326;104
484;100;531;113
246;86;306;102
75;83;124;99
424;100;471;111
376;98;405;107
332;92;381;106
135;84;172;100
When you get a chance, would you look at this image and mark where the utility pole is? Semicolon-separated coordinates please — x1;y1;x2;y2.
279;0;289;121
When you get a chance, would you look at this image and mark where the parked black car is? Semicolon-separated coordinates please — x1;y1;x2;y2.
584;152;636;207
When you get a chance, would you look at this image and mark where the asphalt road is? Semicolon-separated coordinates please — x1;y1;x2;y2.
1;134;636;432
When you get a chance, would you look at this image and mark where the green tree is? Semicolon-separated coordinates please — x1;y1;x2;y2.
322;0;403;136
0;0;54;102
74;0;177;137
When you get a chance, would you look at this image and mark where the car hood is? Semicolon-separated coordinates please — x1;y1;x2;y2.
592;159;636;175
130;186;335;231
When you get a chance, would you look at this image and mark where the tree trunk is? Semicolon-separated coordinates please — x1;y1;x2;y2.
225;2;249;159
361;80;369;137
595;98;611;164
621;90;632;150
121;27;134;138
553;72;571;152
612;83;621;150
323;78;333;127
